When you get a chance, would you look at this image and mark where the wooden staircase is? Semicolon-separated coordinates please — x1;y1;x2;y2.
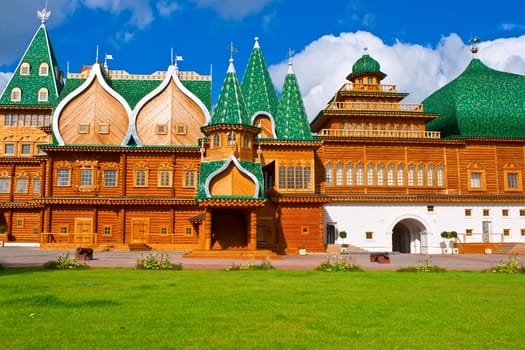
325;243;368;254
492;243;525;255
127;243;152;251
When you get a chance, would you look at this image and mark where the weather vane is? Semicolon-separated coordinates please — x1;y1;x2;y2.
228;42;238;60
469;37;481;54
37;0;51;24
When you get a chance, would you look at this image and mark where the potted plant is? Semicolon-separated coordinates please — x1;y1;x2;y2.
339;230;347;244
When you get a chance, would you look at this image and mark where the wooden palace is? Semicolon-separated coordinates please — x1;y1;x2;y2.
1;10;525;255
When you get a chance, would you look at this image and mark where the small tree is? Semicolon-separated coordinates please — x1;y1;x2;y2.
0;225;6;234
339;230;347;244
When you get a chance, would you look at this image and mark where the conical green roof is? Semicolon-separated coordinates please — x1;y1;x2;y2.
240;38;279;117
0;24;63;106
275;63;313;140
424;58;525;138
347;51;386;81
211;58;250;126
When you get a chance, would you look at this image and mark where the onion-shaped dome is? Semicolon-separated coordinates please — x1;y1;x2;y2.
347;51;386;81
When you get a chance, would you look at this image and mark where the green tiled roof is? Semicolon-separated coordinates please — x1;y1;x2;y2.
347;52;386;81
275;64;313;140
424;58;525;138
240;38;279;117
0;24;64;106
197;158;264;199
210;59;250;126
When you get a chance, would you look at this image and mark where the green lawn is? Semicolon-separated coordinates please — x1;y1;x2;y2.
0;268;524;349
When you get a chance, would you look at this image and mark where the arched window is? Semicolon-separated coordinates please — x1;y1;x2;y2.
345;163;353;185
304;166;311;190
38;87;49;102
336;163;344;185
287;166;295;189
417;164;425;186
278;166;286;189
397;164;405;186
39;63;49;76
325;163;333;185
437;165;445;187
356;163;364;185
11;87;21;101
367;163;375;185
387;163;395;186
427;164;435;186
213;134;220;147
408;164;416;186
20;62;30;76
295;166;303;189
227;131;236;145
377;163;385;186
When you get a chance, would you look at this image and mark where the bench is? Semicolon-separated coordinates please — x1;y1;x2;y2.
369;252;390;264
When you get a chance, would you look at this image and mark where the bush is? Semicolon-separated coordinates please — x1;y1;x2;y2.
43;253;89;270
397;257;446;272
224;257;274;271
490;255;525;273
315;256;362;272
440;231;458;238
135;253;182;270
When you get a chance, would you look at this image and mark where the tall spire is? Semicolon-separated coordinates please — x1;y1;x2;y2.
275;61;312;140
211;57;250;126
240;37;279;117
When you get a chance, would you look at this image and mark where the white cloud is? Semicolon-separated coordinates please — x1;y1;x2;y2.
157;0;183;17
0;72;12;96
83;0;154;28
269;32;525;121
191;0;275;20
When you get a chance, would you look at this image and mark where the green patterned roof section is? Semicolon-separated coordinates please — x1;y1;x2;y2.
240;38;279;117
424;58;525;138
197;157;264;199
0;24;64;106
275;63;313;140
347;52;386;81
210;59;250;126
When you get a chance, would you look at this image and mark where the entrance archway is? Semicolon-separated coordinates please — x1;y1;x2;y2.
392;218;428;254
211;209;247;249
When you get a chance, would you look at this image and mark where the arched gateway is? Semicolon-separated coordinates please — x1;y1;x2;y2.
391;218;429;254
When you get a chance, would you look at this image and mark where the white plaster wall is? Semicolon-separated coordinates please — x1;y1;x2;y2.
324;202;525;254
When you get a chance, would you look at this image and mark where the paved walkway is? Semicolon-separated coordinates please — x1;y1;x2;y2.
0;246;519;271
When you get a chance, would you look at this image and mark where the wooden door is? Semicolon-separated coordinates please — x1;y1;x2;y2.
132;218;149;243
74;218;93;244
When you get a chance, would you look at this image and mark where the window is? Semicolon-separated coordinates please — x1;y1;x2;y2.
39;63;49;76
57;169;70;186
21;144;31;155
156;124;167;135
243;134;250;148
367;163;375;185
427;205;434;212
356;163;364;185
377;163;384;186
287;166;294;189
483;209;490;217
33;178;41;193
521;229;525;236
502;209;509;217
184;170;196;188
295;166;303;189
325;163;333;185
521;209;525;216
104;170;117;187
503;229;510;236
227;131;236;145
467;164;486;191
387;164;395;186
160;227;168;235
504;170;522;191
397;164;404;186
304;166;311;190
158;169;172;187
466;229;473;236
16;178;27;193
80;169;93;187
11;88;21;101
417;164;425;186
336;163;344;185
465;209;472;216
470;172;482;189
176;124;186;135
4;143;15;155
437;165;445;187
365;231;373;240
103;226;112;235
134;169;148;187
60;226;68;234
279;166;286;188
33;228;38;235
427;164;435;186
0;177;10;193
345;163;353;185
78;123;90;134
16;219;24;228
38;88;48;102
213;134;220;147
98;123;109;134
185;226;193;236
20;62;30;75
301;226;309;235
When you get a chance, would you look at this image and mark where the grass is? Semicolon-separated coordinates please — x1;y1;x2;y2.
0;268;524;349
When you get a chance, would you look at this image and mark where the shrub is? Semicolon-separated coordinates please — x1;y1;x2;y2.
315;256;362;272
224;257;274;271
440;231;458;238
135;253;182;270
397;257;446;272
43;253;89;270
490;255;525;273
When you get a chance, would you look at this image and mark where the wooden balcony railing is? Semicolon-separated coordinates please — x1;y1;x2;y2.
327;101;423;112
317;129;441;139
340;83;397;93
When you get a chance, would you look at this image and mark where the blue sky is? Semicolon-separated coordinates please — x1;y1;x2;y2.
1;0;525;120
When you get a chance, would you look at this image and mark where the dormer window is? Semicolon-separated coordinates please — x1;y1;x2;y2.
20;63;30;76
156;124;167;135
38;87;48;102
11;88;21;102
39;63;49;76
